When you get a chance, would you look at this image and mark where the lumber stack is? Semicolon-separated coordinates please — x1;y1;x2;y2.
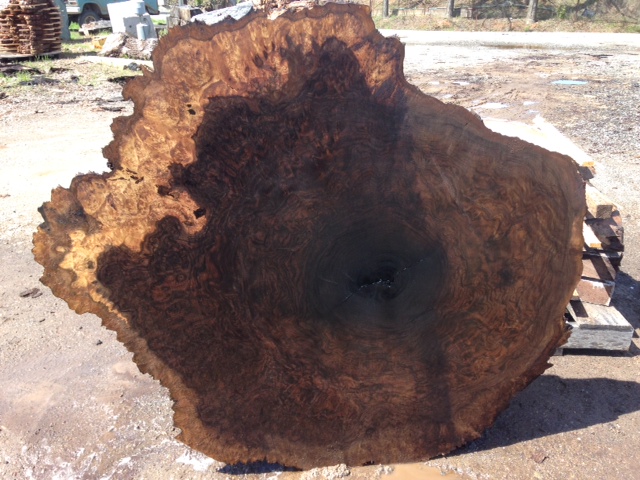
578;181;624;306
563;177;632;351
0;0;62;57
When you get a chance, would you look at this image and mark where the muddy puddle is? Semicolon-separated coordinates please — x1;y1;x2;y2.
279;463;462;480
385;463;462;479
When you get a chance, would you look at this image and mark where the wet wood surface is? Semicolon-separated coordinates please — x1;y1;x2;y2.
33;4;585;468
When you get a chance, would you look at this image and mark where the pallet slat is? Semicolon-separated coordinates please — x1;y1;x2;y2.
564;180;629;351
563;300;633;351
586;213;624;251
577;252;618;306
585;182;617;219
575;278;615;306
582;252;616;282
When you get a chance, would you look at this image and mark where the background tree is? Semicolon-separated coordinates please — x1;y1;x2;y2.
446;0;455;18
527;0;539;23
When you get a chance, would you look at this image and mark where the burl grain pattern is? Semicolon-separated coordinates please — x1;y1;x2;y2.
33;4;585;468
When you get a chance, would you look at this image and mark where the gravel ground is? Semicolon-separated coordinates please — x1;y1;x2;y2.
0;32;639;479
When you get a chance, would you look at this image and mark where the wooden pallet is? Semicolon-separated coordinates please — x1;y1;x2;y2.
481;119;633;354
0;49;59;60
561;300;634;352
559;181;633;353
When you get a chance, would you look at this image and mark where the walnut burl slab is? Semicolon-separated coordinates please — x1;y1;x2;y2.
33;4;585;468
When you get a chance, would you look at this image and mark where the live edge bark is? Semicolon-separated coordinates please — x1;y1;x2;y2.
33;4;585;469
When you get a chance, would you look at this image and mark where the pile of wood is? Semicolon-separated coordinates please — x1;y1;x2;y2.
167;0;316;28
166;5;202;27
98;32;157;60
562;170;632;352
79;19;112;36
579;182;624;306
0;0;61;57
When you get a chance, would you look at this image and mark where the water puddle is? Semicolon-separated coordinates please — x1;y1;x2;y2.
552;80;588;86
476;102;509;109
279;463;464;480
486;43;547;50
385;463;462;479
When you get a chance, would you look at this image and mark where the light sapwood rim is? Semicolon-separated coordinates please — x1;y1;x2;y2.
33;4;585;468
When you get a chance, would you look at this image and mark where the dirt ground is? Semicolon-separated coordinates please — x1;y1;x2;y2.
1;32;639;479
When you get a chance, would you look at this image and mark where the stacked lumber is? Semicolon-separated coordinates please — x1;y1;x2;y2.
0;0;61;57
563;177;632;351
579;181;624;305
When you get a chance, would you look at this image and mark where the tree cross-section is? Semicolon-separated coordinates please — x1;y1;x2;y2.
33;4;585;468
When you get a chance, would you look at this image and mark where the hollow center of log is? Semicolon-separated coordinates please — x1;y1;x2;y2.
353;263;400;301
307;217;446;333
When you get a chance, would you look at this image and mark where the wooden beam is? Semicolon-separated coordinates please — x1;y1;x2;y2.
582;252;616;283
576;278;615;306
564;301;633;351
586;211;624;251
585;183;616;220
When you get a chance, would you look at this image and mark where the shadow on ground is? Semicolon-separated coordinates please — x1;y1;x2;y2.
612;271;640;332
219;461;299;475
457;273;640;454
216;376;640;472
454;374;640;455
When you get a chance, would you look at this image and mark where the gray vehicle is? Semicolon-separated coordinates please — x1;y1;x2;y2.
65;0;160;25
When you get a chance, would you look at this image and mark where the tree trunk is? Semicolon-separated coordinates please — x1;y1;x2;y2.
33;3;585;469
383;0;390;17
527;0;539;23
53;0;71;41
446;0;455;18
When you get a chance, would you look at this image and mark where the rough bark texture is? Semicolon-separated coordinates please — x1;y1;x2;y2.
527;0;539;24
33;4;585;469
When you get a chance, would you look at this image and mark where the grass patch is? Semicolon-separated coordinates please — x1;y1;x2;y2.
62;36;96;55
0;71;33;88
78;63;141;86
23;57;54;73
